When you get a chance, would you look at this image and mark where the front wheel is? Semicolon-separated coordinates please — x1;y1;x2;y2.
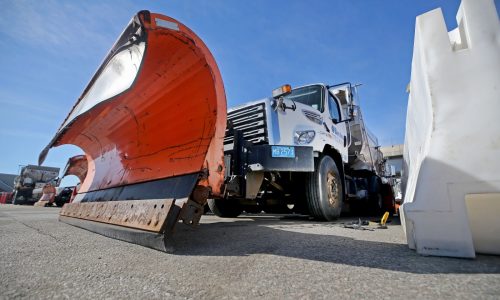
207;198;243;218
305;155;344;221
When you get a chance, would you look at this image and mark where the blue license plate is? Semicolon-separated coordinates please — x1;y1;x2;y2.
271;146;295;158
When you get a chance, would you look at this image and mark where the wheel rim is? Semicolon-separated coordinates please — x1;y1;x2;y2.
327;172;339;207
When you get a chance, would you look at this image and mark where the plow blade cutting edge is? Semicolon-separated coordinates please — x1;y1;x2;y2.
39;11;226;251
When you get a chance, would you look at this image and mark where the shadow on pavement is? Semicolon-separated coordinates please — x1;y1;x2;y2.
172;215;500;275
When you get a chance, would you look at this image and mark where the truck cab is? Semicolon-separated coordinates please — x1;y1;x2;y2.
270;83;349;163
224;83;349;160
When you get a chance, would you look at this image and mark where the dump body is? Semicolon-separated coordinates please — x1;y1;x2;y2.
18;165;59;184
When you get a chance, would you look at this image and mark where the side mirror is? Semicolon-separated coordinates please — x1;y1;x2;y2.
332;118;353;124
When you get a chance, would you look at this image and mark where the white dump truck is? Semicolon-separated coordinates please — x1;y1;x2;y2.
209;83;394;220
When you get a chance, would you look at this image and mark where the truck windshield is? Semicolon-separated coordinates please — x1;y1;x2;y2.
284;85;324;112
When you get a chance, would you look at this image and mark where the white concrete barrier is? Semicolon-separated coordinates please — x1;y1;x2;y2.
401;0;500;258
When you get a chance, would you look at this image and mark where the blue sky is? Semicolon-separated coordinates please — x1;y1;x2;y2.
0;0;497;183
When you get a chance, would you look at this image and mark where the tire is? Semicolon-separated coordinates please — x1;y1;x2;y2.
305;155;344;221
207;198;243;218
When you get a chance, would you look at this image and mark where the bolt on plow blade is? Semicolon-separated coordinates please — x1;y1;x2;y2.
39;11;226;251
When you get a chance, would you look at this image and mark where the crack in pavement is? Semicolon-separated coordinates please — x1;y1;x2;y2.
18;221;61;241
0;211;61;242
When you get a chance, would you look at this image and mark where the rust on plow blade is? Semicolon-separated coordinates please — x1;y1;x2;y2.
39;10;226;251
59;199;184;252
60;199;175;232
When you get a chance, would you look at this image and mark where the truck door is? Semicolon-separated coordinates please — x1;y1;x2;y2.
326;91;348;163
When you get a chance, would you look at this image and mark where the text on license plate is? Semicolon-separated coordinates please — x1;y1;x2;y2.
271;146;295;158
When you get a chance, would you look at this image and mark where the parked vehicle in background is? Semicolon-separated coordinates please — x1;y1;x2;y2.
380;144;404;213
12;165;60;205
54;186;76;207
32;185;76;207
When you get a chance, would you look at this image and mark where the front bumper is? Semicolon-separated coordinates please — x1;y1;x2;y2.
246;145;314;172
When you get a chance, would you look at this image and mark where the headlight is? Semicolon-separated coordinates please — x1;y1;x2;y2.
294;130;315;145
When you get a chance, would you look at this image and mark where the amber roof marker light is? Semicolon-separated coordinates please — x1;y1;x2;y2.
272;84;292;99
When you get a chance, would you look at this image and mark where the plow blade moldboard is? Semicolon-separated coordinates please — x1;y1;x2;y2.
40;11;226;251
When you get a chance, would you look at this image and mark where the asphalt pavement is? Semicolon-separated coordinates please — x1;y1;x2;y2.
1;205;499;299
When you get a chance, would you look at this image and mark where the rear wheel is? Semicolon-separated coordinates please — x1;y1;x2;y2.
305;155;344;221
207;198;243;218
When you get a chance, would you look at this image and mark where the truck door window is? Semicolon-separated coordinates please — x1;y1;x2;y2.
284;85;324;112
328;93;341;122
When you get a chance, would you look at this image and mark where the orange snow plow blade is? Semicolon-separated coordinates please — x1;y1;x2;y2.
62;155;88;184
39;11;226;251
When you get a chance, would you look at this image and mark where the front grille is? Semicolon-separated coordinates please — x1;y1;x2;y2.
224;102;268;150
